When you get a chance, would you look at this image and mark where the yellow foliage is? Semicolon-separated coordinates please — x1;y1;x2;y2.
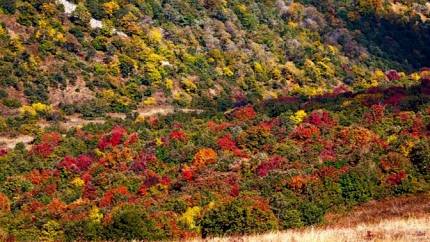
135;114;145;123
165;79;174;90
372;69;387;82
71;177;85;187
254;62;264;74
156;137;164;146
410;72;421;82
20;103;51;116
143;97;156;106
290;110;307;124
148;28;163;43
285;61;305;79
181;78;197;93
223;67;234;77
400;140;415;156
89;206;103;223
179;206;201;230
101;89;116;101
387;135;397;144
20;105;37;117
103;1;120;15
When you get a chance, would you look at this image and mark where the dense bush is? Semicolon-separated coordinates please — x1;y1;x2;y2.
200;198;278;237
410;140;430;178
104;205;167;240
339;171;377;206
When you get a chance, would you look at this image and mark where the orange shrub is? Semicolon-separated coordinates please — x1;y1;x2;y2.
0;193;10;212
192;148;217;168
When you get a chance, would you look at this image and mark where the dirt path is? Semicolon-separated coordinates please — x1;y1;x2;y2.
136;106;203;118
0;135;34;150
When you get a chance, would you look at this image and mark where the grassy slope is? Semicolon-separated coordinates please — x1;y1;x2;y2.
192;193;430;242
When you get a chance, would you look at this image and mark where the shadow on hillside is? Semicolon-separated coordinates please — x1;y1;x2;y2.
261;78;430;117
348;15;430;71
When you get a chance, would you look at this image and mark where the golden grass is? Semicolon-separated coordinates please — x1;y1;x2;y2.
190;216;430;242
188;194;430;242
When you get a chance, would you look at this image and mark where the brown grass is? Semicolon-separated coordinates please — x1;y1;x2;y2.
189;193;430;242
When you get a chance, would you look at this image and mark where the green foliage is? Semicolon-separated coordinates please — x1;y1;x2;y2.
269;192;304;229
410;140;430;178
105;205;167;241
339;171;377;206
200;199;278;237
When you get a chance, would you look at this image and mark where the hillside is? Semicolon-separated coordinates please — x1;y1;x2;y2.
191;193;430;242
0;0;429;241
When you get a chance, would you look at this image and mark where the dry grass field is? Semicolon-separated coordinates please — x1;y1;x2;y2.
190;194;430;242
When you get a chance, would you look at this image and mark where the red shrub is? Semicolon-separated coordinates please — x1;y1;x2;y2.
230;183;240;197
386;171;407;185
124;132;139;146
58;155;93;172
169;130;187;142
131;152;156;173
207;121;233;132
41;132;62;146
256;156;284;177
291;124;320;140
98;126;127;150
31;143;54;158
306;110;336;128
182;166;194;181
364;104;385;124
0;193;10;212
99;186;130;207
0;149;7;157
232;105;256;121
386;70;400;81
217;134;237;151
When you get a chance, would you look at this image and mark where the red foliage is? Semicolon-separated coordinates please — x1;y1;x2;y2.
291;124;320;140
0;193;10;212
144;171;161;187
31;143;54;158
58;155;93;172
41;132;62;146
124;132;139;146
364;104;385;124
0;149;7;157
47;198;66;215
207;121;233;132
315;166;349;180
217;134;237;151
386;171;407;185
386;70;401;81
44;184;57;195
169;130;187;142
255;156;284;177
232;105;256;121
182;166;194;181
27;169;55;185
99;186;129;207
83;183;97;200
217;134;246;157
306;110;336;128
98;126;127;150
161;176;171;186
230;183;240;197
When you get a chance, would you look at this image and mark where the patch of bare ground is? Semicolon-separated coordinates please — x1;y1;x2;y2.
189;193;430;242
136;106;203;118
0;135;34;150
